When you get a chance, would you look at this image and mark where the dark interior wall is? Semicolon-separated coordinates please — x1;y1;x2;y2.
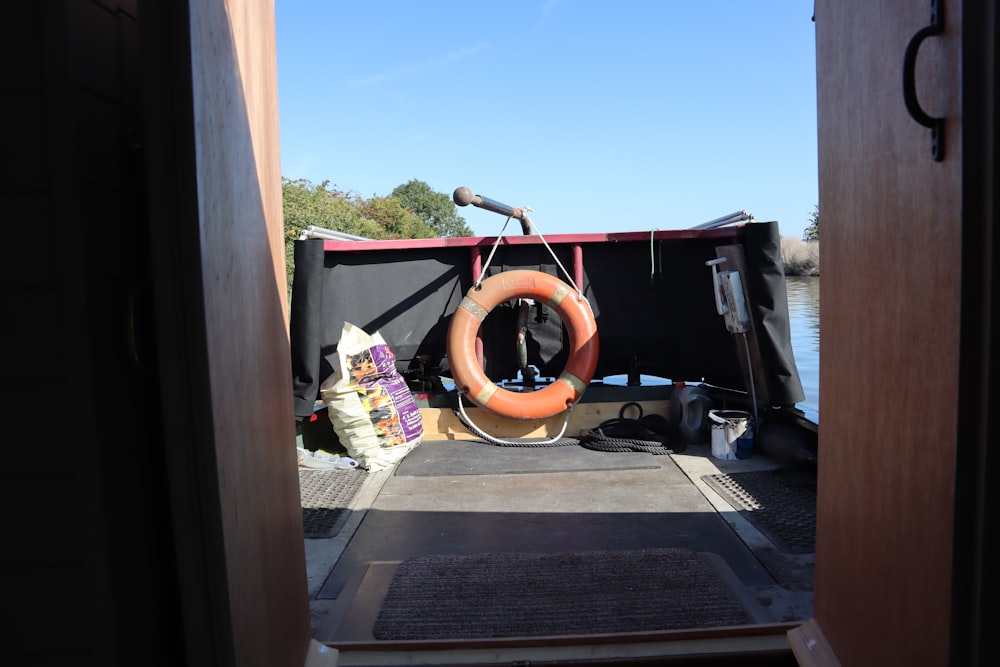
1;1;184;664
2;2;310;665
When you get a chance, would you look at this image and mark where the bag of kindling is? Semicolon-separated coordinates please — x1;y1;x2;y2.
319;322;423;470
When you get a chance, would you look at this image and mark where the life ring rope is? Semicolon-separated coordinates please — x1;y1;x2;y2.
447;269;599;421
454;395;575;446
474;212;583;296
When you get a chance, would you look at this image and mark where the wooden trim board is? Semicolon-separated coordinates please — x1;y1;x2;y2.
420;401;671;440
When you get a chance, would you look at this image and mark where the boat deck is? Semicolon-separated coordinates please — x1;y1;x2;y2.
304;434;815;644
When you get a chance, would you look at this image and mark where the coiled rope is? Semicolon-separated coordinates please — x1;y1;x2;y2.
579;402;685;455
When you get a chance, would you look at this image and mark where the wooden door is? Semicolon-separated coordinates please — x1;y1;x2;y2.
142;1;311;665
810;0;960;664
798;1;996;665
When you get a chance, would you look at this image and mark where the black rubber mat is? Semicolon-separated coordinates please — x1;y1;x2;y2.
373;548;749;639
702;468;817;554
394;439;660;476
299;468;368;538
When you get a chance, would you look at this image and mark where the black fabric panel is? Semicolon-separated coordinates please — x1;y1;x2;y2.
742;222;806;406
288;227;805;418
470;240;743;388
581;238;740;386
290;245;470;418
317;247;468;371
290;239;326;419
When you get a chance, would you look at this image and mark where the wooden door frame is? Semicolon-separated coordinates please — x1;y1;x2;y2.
138;0;997;664
140;2;238;664
140;1;310;665
951;1;997;664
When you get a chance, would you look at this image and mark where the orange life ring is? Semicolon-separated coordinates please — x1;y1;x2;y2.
447;270;599;420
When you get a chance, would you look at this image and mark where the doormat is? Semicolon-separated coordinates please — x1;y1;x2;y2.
299;468;368;539
702;468;816;554
372;548;750;640
394;439;659;477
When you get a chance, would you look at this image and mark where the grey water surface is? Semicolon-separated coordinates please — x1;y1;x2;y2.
785;276;820;412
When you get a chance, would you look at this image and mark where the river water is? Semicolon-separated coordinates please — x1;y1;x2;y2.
785;276;820;413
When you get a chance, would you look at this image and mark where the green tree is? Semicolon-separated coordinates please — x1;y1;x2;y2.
360;196;436;240
282;178;434;297
803;205;819;241
282;178;373;239
283;179;364;294
391;179;473;237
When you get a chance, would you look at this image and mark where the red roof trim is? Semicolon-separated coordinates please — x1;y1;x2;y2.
321;226;744;253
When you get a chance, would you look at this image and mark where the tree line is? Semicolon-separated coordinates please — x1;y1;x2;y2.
282;177;472;292
283;177;821;280
782;205;819;276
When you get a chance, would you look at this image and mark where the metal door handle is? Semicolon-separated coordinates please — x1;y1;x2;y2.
902;0;944;161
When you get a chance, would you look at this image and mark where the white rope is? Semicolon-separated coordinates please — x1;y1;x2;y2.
477;211;585;299
525;215;584;297
474;215;515;289
455;393;574;446
649;228;659;284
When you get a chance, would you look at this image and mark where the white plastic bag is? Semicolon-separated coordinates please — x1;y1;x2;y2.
319;322;423;470
297;446;359;470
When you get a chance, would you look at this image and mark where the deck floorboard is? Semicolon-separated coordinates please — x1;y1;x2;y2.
307;439;815;636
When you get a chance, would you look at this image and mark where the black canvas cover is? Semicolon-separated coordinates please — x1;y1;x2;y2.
290;222;804;420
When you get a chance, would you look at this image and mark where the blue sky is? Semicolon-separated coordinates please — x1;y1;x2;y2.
275;1;818;240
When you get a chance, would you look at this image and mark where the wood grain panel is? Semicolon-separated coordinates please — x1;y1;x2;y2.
814;0;962;664
420;401;671;440
188;0;310;665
